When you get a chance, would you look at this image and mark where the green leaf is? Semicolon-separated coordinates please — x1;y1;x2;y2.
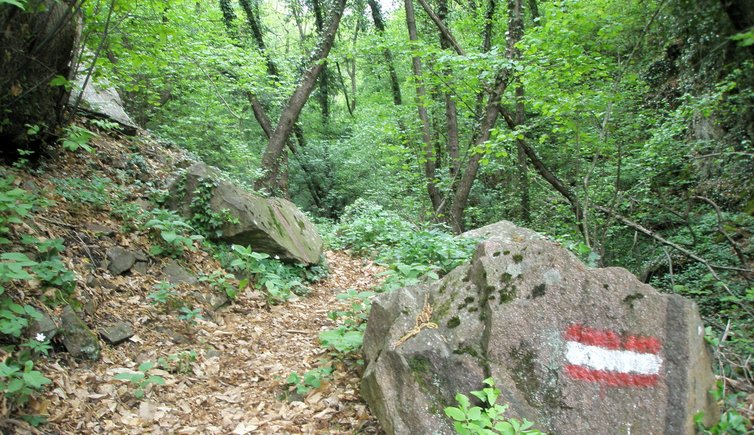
6;378;25;393
138;361;155;372
444;406;466;421
22;371;51;389
114;372;144;382
0;0;26;9
146;375;165;385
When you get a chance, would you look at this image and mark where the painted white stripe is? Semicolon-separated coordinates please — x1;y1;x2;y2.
565;341;662;375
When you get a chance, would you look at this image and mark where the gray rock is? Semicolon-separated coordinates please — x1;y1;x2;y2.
362;220;718;435
69;76;139;135
28;311;59;341
134;249;148;262
156;326;191;344
60;306;101;361
106;246;136;275
164;163;323;265
162;259;197;285
85;224;116;237
99;320;134;345
132;261;149;275
193;291;230;310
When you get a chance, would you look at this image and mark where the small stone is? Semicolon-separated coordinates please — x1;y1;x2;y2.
162;259;197;285
99;320;134;345
60;305;101;361
28;311;59;341
134;249;148;262
85;224;116;237
132;261;149;275
156;326;191;344
205;348;221;359
208;293;229;310
106;246;136;275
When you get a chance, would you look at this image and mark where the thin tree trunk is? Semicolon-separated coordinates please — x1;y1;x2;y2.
311;0;330;125
367;0;402;105
438;0;461;176
405;0;444;214
239;0;279;77
508;0;530;222
255;0;347;192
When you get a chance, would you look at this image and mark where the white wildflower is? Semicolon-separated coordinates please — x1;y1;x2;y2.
36;333;46;342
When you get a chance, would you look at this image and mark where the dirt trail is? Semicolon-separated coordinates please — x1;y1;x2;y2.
37;251;383;434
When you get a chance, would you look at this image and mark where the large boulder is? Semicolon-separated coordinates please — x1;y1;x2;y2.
0;0;78;159
165;163;323;265
362;221;718;435
68;75;139;135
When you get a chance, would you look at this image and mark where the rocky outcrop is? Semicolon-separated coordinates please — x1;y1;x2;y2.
69;76;139;135
165;163;323;265
362;220;718;435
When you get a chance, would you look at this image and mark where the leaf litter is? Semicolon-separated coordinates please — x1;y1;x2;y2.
2;125;385;434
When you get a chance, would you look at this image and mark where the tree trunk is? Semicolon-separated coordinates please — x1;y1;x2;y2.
438;0;460;176
311;0;330;125
405;0;444;214
239;0;279;77
255;0;347;192
508;0;530;223
367;0;403;105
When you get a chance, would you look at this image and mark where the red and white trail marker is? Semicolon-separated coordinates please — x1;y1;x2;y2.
563;324;663;388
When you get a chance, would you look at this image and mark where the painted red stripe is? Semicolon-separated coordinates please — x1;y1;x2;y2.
564;365;659;387
565;324;621;349
564;324;661;354
623;335;661;354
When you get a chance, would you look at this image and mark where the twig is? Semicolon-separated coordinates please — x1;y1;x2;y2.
35;215;76;228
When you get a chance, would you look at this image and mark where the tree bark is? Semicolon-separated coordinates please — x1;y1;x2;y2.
405;0;444;215
255;0;347;192
508;0;530;222
367;0;403;105
238;0;279;77
311;0;331;124
438;0;461;176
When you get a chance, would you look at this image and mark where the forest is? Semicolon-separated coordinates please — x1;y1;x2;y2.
1;0;753;432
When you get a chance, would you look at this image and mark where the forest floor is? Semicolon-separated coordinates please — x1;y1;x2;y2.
2;122;384;433
39;251;383;434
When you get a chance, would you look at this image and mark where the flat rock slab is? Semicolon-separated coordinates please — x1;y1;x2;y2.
165;163;323;265
69;76;139;135
162;259;197;285
362;220;718;435
99;320;134;345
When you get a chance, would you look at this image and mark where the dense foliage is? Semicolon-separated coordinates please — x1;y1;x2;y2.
1;0;752;430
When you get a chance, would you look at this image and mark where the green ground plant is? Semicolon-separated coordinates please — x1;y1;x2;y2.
113;361;165;399
199;269;238;300
158;350;197;374
225;245;306;304
318;289;374;359
444;378;545;435
143;208;204;257
286;365;333;395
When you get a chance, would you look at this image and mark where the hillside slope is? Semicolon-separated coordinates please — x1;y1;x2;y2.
1;122;382;433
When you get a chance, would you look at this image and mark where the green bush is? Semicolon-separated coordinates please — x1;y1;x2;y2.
225;245;306;304
334;199;477;276
142;208;204;257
